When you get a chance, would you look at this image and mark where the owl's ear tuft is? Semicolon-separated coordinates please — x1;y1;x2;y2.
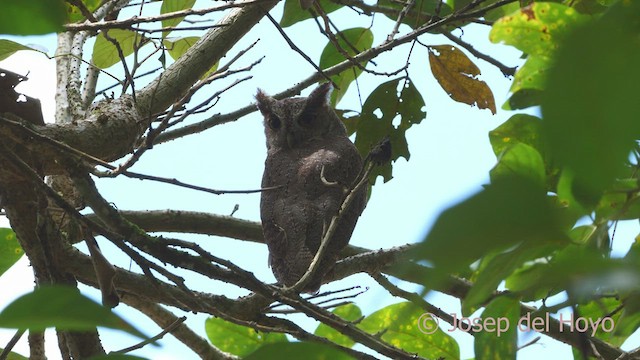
306;83;333;109
255;89;273;115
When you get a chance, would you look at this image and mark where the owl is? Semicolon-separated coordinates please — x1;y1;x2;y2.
256;83;367;292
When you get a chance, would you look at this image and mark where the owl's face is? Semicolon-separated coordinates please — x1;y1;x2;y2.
256;84;346;151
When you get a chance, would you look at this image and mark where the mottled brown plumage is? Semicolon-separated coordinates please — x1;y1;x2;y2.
256;83;366;292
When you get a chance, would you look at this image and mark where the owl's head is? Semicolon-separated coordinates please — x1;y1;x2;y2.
255;83;347;151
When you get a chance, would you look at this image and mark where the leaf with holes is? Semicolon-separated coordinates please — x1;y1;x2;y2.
429;45;496;114
355;78;426;183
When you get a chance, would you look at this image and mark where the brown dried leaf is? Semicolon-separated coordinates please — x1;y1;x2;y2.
429;45;496;114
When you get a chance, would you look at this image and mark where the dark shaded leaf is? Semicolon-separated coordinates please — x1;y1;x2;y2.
412;178;567;280
0;0;66;35
377;0;452;28
354;78;426;183
0;286;146;339
542;0;640;199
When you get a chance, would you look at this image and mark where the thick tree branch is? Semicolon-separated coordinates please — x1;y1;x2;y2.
136;0;279;116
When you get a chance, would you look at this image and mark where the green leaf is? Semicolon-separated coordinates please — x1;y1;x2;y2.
160;0;196;38
428;45;496;114
280;0;343;27
485;1;521;22
92;29;147;69
0;228;23;277
314;304;362;348
163;37;199;61
510;55;549;93
0;0;66;35
489;3;590;57
359;302;459;359
464;240;561;311
505;261;557;301
489;114;544;158
205;317;287;357
377;0;452;28
489;143;546;188
67;0;102;23
0;349;27;360
501;88;543;110
0;40;39;61
89;355;148;360
0;286;146;339
542;0;640;200
475;296;519;360
354;78;426;183
319;27;373;105
412;177;567;280
243;342;352;360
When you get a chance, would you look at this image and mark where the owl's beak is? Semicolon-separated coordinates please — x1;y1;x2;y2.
286;133;297;148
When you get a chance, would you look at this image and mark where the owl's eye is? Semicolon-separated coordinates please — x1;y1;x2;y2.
268;115;281;130
297;111;315;127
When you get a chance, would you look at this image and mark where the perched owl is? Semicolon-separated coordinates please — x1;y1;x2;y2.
256;83;366;292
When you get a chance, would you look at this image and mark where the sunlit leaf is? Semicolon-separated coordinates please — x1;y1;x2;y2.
243;342;352;360
205;317;287;357
0;286;146;339
0;0;66;35
542;0;640;200
280;0;343;27
475;296;519;360
428;45;496;114
314;304;361;348
160;0;196;38
355;78;426;183
0;228;23;277
163;37;199;61
489;3;590;57
489;114;544;158
92;29;147;69
359;302;459;359
319;27;373;105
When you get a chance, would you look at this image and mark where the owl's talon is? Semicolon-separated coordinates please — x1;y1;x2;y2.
320;165;339;187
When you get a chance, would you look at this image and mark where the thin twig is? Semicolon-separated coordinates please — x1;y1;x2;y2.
264;12;334;85
113;316;187;354
442;31;516;77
